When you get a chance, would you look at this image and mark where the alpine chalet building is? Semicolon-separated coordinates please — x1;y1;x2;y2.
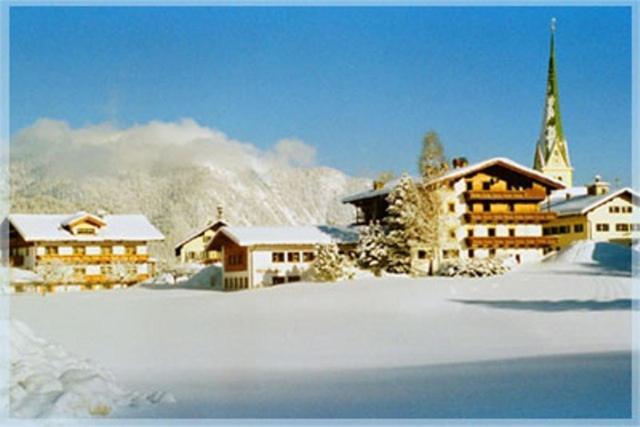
343;158;565;264
5;211;164;291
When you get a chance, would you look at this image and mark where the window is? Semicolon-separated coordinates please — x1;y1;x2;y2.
417;250;427;260
73;266;85;276
101;265;113;275
489;249;496;257
272;276;286;285
442;249;459;259
550;226;559;234
623;206;633;213
125;246;136;255
468;229;474;237
488;228;496;237
482;182;491;191
596;223;610;232
228;254;243;266
76;227;95;235
288;276;301;283
574;224;584;233
127;265;137;275
468;249;475;258
449;229;456;239
466;181;473;191
483;202;491;212
287;252;301;263
609;206;620;213
302;252;315;262
73;246;85;255
616;223;630;232
272;252;285;263
448;202;455;213
45;246;57;255
509;228;516;237
558;225;570;234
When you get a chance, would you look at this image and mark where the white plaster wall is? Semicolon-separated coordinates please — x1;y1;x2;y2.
86;265;101;275
58;246;73;256
251;249;311;287
24;247;37;269
86;246;101;255
515;224;541;237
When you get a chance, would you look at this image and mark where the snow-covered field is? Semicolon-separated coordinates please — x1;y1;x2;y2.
7;242;636;418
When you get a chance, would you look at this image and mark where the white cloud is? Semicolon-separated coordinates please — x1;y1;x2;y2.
11;118;319;177
270;138;317;168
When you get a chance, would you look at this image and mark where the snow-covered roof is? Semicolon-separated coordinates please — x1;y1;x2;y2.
174;220;228;250
8;213;165;242
60;211;106;228
545;187;639;217
426;157;566;189
341;157;566;204
209;225;359;248
341;176;420;204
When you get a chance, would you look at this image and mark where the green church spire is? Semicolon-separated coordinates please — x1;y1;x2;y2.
533;17;573;187
546;17;564;142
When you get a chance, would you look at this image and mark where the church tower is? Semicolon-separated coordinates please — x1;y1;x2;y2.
533;18;573;187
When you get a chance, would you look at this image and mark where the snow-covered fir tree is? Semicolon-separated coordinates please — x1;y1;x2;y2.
356;221;387;276
385;174;429;274
311;243;345;282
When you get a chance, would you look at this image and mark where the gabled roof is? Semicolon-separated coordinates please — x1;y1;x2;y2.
208;225;358;249
545;187;639;217
341;157;565;205
426;157;566;189
60;211;107;228
174;220;228;251
7;213;165;242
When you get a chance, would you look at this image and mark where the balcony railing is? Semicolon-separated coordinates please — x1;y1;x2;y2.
37;254;148;263
464;212;557;224
464;189;547;201
465;236;558;249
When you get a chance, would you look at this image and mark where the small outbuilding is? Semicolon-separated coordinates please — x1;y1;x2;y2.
207;225;358;291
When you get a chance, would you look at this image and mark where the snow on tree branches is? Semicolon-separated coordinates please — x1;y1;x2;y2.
311;243;346;282
438;257;510;277
385;174;429;274
356;222;387;276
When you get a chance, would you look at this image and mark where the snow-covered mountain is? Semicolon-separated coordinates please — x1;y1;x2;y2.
9;119;370;261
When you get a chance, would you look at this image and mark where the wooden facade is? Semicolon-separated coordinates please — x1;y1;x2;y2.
6;212;164;291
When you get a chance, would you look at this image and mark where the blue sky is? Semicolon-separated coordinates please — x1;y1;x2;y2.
10;6;631;185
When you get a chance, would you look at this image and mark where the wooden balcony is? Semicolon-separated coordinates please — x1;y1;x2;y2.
464;189;547;202
37;254;148;264
465;236;558;249
464;212;557;224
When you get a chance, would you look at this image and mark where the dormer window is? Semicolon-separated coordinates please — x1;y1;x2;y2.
76;227;96;235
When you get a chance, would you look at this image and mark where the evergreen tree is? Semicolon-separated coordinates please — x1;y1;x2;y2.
418;131;449;272
418;131;448;180
385;174;427;274
356;221;387;276
311;243;345;282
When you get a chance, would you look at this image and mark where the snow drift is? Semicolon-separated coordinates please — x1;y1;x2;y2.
548;240;637;272
9;320;174;418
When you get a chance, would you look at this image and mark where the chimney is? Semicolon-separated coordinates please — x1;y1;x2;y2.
217;205;224;221
373;180;385;190
452;157;469;169
587;175;610;196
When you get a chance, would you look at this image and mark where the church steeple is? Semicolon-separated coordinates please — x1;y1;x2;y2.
533;18;573;187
